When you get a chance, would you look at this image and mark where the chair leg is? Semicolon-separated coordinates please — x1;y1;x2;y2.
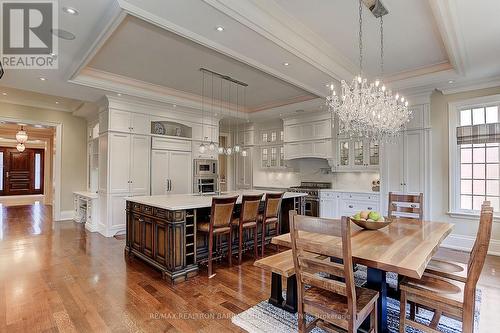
261;223;266;258
228;230;232;267
409;302;416;320
297;309;306;333
254;225;258;259
370;304;377;333
429;310;442;329
399;290;406;333
238;226;243;265
208;233;214;278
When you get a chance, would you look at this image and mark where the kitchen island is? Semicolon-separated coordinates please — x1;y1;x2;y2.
125;190;306;283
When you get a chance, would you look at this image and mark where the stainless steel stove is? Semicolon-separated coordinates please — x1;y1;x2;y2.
288;182;332;217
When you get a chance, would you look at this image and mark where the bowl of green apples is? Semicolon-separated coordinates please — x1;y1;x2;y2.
349;211;392;230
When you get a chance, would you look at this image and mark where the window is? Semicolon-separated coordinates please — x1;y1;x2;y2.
0;151;3;192
34;152;42;190
451;98;500;216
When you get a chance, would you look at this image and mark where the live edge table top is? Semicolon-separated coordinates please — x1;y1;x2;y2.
272;218;453;279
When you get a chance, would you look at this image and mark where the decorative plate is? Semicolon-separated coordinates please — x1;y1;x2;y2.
152;122;166;135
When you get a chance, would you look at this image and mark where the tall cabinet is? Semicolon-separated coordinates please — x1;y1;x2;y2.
380;103;431;219
99;108;151;237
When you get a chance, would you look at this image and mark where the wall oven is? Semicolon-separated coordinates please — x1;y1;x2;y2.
194;159;217;176
194;177;217;194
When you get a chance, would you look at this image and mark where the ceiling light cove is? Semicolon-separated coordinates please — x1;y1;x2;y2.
283;62;289;66
215;26;224;32
62;7;79;15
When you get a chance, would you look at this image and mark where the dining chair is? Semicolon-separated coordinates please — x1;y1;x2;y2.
258;192;284;257
290;211;379;333
388;192;424;220
231;193;263;265
399;202;493;333
197;196;238;278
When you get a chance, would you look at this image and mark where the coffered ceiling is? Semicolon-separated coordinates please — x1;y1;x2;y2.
0;0;499;117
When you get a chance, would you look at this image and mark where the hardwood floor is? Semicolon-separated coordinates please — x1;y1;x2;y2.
0;204;499;332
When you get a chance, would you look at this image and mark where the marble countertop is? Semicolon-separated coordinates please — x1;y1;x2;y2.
127;190;307;210
73;191;98;199
319;189;379;195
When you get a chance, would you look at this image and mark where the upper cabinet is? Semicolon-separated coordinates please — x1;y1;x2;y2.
100;109;150;135
260;128;283;145
283;118;331;143
334;138;379;171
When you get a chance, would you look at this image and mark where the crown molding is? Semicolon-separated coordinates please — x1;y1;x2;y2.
438;75;500;95
203;0;356;82
427;0;467;75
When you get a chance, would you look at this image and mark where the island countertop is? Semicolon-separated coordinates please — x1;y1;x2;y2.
126;190;307;210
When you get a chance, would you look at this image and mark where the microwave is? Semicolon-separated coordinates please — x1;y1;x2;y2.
194;159;217;176
194;176;217;194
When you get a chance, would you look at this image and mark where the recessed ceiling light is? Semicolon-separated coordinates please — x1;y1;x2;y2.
34;125;43;128
62;7;79;15
2;92;7;96
39;77;47;81
215;26;224;32
117;93;122;97
172;104;177;108
55;101;59;104
52;29;76;40
283;62;289;66
448;80;454;84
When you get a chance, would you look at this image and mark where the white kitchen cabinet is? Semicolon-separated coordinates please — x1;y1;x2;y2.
192;124;218;142
260;128;283;145
151;150;192;195
108;133;150;195
235;148;253;189
284;139;333;160
104;109;150;135
236;130;255;146
191;141;218;159
380;128;430;218
319;191;379;219
334;138;379;171
283;118;332;142
261;145;286;168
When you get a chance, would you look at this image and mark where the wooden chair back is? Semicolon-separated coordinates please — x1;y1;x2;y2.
263;192;284;219
210;196;238;228
289;211;357;322
388;192;423;220
239;194;263;223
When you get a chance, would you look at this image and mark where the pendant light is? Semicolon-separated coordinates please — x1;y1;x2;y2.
16;143;25;152
198;71;206;153
225;80;232;156
16;126;28;143
208;72;216;151
233;85;241;153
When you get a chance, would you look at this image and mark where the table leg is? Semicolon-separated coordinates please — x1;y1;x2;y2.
283;275;297;313
366;267;388;333
269;272;284;308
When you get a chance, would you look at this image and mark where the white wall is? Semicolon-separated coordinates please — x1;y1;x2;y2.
431;87;500;253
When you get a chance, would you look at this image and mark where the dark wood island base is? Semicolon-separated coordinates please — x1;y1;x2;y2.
125;195;305;283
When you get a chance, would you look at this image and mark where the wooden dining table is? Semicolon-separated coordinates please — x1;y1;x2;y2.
271;218;453;333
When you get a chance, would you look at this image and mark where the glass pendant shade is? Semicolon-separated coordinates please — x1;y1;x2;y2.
233;145;241;153
241;149;247;157
199;143;207;153
218;146;225;155
16;129;28;143
16;143;25;152
208;141;216;151
225;147;232;156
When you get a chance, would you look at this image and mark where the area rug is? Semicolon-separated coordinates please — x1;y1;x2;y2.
232;268;481;333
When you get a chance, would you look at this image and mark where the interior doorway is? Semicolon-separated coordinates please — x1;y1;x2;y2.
0;147;44;196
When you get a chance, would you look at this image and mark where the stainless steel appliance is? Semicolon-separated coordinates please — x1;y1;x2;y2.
194;159;217;176
288;182;332;217
193;159;218;194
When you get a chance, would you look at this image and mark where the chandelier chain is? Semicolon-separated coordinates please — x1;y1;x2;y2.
380;15;384;77
358;0;363;73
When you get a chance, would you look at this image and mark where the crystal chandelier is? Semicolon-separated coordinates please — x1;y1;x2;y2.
16;126;28;143
327;0;411;140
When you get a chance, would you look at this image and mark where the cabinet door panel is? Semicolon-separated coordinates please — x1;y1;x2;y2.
131;113;150;135
151;150;169;195
284;143;301;159
169;151;192;194
404;131;425;193
131;213;142;250
284;124;302;142
130;135;150;195
302;123;313;139
313;120;330;139
313;140;330;158
154;222;167;265
143;217;154;258
109;110;131;132
109;133;131;194
236;149;252;189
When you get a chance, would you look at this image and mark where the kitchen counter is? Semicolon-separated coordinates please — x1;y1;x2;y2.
127;190;307;210
319;189;379;195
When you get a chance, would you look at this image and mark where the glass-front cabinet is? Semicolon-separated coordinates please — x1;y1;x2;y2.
260;128;283;145
261;145;285;168
336;138;379;171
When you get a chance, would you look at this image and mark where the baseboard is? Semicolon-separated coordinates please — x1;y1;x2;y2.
56;210;74;221
441;233;500;256
85;222;99;233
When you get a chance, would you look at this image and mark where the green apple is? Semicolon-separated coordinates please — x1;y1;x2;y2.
353;213;361;220
377;216;385;222
368;211;381;221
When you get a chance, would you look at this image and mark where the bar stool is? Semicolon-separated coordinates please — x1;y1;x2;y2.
231;193;263;265
258;192;284;257
197;196;238;278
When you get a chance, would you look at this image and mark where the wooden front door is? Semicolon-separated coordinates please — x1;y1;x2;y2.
1;147;44;196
